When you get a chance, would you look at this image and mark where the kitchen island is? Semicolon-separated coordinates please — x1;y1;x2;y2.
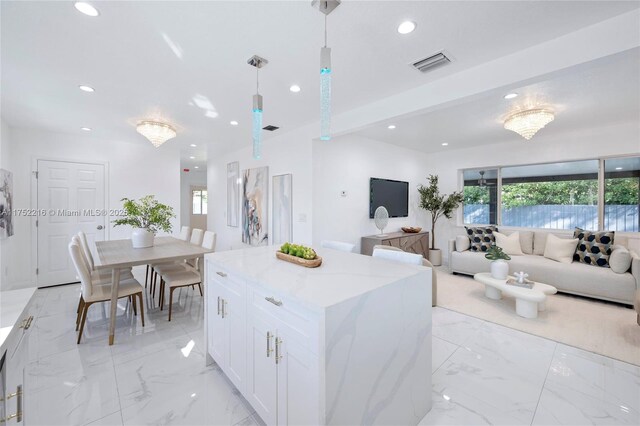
204;246;432;425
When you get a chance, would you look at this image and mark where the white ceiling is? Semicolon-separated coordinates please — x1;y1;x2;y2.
2;1;639;168
355;47;640;153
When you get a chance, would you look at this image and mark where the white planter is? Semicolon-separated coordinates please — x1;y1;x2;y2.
491;259;509;280
132;228;155;248
429;249;442;267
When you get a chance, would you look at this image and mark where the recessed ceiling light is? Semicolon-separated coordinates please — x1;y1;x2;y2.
194;166;199;169
387;125;396;129
230;121;239;126
289;85;301;93
189;156;195;159
74;2;99;17
441;142;448;146
397;21;416;34
78;85;95;92
190;144;197;147
81;127;92;131
504;93;518;99
615;167;623;170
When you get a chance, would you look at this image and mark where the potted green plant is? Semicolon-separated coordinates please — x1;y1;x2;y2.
113;195;175;248
485;245;511;279
418;174;464;266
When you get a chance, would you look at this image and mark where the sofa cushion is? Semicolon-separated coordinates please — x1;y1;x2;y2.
573;228;614;268
495;232;524;256
533;231;573;256
455;235;470;252
544;234;579;264
503;229;534;254
609;245;632;274
465;225;498;252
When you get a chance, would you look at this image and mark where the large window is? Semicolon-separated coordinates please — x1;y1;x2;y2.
604;157;639;232
463;169;497;224
501;160;599;230
192;189;208;215
462;156;639;232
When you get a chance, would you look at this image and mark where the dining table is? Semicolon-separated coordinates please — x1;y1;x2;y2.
94;236;213;345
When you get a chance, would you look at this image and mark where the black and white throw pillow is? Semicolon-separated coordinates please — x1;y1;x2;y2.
465;225;498;252
573;227;614;268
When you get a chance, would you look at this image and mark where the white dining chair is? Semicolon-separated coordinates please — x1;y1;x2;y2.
321;240;356;253
158;231;216;321
69;241;145;343
145;226;192;288
77;232;133;282
372;245;438;306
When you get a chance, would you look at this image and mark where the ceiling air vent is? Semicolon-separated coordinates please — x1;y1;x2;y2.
263;125;279;131
411;52;450;73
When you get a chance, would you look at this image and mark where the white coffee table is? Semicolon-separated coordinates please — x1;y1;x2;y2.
473;272;557;318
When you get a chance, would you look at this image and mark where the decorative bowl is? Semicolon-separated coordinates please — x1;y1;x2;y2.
401;227;422;233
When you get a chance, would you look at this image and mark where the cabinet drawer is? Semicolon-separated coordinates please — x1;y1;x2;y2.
208;264;246;296
248;285;319;356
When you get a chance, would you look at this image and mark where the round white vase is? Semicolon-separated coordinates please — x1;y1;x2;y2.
491;259;509;280
132;228;154;248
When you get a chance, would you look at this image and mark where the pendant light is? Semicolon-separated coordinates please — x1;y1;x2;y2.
248;55;268;159
312;0;340;141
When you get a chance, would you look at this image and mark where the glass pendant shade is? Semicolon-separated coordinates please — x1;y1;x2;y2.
320;47;332;141
504;109;555;140
252;94;263;159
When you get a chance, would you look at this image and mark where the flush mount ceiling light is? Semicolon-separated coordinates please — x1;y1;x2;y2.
190;144;197;147
441;142;448;146
189;156;195;159
81;127;92;131
312;0;341;141
230;120;239;126
504;93;518;99
74;2;99;17
504;109;555;140
136;120;177;147
78;85;95;92
248;55;268;159
195;166;199;169
397;21;416;34
289;85;301;93
387;125;396;129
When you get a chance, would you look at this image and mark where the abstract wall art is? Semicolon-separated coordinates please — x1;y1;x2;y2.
242;166;269;245
0;169;14;239
272;174;292;245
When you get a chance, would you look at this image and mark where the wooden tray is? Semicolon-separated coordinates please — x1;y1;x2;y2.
276;251;323;268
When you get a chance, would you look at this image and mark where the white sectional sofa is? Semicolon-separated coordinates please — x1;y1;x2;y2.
449;230;639;306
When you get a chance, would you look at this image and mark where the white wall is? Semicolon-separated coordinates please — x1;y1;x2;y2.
312;134;432;252
180;169;207;228
207;125;314;251
3;127;181;290
423;120;640;261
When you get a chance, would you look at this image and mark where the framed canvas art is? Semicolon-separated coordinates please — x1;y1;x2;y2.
272;174;292;245
0;169;13;239
242;166;269;245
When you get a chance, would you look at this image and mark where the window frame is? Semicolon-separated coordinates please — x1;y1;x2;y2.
459;154;639;232
191;188;208;216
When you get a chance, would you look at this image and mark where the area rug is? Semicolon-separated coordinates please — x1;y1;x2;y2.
436;269;640;366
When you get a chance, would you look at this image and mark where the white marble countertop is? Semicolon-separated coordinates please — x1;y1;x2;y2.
0;287;37;349
206;246;429;312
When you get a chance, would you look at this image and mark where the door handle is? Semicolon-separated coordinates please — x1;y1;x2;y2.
97;225;104;230
266;331;274;357
217;296;221;316
275;337;283;364
221;299;227;318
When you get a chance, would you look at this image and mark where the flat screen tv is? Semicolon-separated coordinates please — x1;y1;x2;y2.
369;178;409;218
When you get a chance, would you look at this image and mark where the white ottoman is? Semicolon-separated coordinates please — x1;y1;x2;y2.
473;272;557;318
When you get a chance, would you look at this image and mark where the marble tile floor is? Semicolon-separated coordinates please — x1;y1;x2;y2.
24;279;639;426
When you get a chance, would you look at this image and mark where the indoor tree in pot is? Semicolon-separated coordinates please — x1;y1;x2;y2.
113;195;175;248
485;245;511;280
418;175;464;266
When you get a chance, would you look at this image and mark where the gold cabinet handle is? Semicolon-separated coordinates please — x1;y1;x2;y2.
216;271;227;277
265;296;282;307
275;337;283;364
24;316;34;330
221;299;227;318
217;296;221;316
266;331;274;357
3;385;23;423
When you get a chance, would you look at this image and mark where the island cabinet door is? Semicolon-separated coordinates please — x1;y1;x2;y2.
276;333;319;425
223;278;246;393
246;313;278;425
207;281;227;368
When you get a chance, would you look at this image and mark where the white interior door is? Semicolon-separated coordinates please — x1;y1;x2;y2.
36;160;105;287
